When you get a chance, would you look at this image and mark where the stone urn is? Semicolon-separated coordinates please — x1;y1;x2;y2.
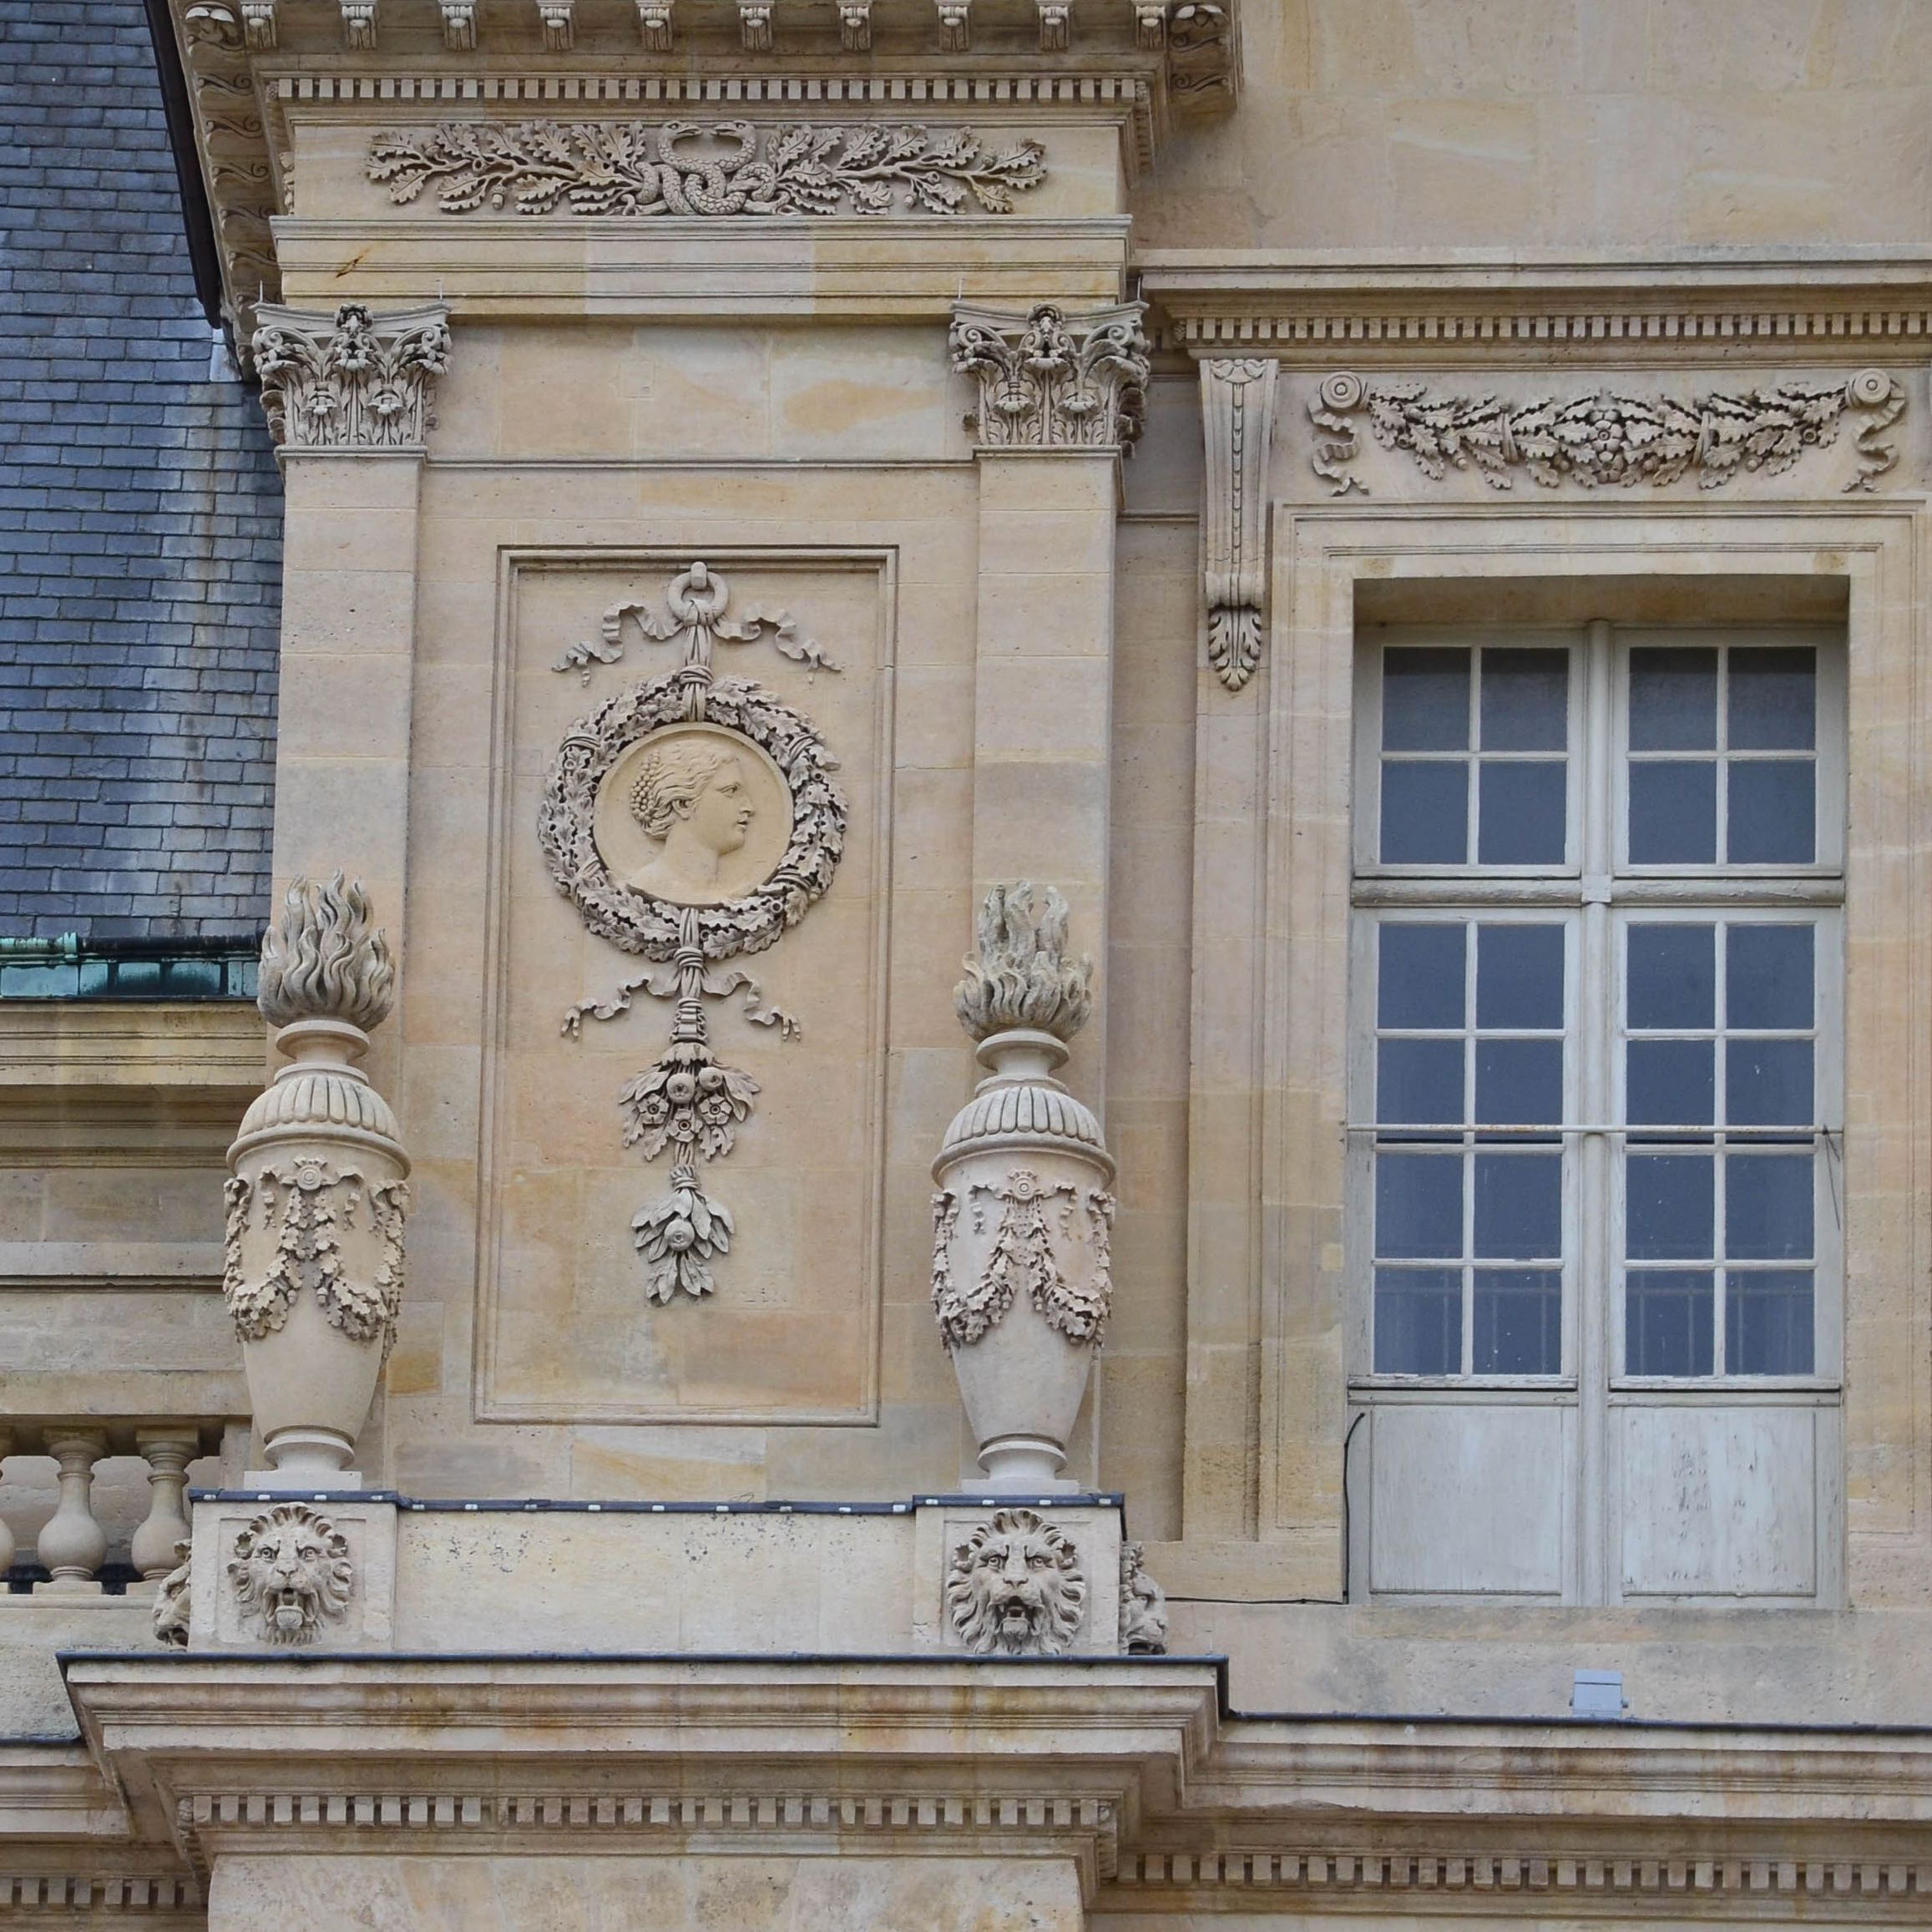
225;877;410;1484
932;884;1115;1492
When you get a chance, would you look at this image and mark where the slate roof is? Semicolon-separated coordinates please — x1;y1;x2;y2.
0;0;281;942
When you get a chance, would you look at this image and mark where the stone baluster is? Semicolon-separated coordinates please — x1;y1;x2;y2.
130;1430;200;1581
37;1429;109;1592
0;1428;14;1580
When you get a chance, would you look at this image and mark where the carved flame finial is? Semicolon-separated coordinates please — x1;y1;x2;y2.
256;874;396;1034
953;882;1093;1044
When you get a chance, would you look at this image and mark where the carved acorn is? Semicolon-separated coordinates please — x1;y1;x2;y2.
225;877;410;1483
932;884;1115;1492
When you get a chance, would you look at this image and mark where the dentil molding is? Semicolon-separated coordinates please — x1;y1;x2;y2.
951;301;1151;450
250;301;452;453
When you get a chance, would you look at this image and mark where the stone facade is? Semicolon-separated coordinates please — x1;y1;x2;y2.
7;2;1932;1925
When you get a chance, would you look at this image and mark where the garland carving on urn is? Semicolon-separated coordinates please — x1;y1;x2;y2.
250;301;452;452
951;303;1151;451
1310;367;1906;496
947;1508;1087;1655
369;121;1046;218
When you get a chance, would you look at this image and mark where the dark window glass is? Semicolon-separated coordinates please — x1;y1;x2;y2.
1376;1153;1463;1259
1726;1270;1815;1374
1479;649;1568;751
1381;762;1468;863
1626;1039;1715;1129
1727;1039;1813;1129
1727;924;1813;1031
1627;923;1715;1029
1727;761;1815;864
1626;1154;1714;1260
1374;1268;1462;1374
1473;1269;1561;1374
1378;923;1466;1029
1629;760;1717;863
1472;1152;1560;1259
1383;648;1469;751
1727;1154;1813;1261
1629;648;1717;751
1378;1038;1464;1129
1475;923;1564;1029
1728;647;1816;751
1474;1039;1561;1128
1478;761;1567;864
1626;1270;1715;1375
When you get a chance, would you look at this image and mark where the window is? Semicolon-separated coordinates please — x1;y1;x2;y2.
1353;625;1843;1392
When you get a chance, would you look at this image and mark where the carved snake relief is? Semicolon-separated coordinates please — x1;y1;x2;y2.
655;122;782;215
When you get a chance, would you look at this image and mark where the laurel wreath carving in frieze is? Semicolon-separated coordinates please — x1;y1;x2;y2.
538;563;847;1305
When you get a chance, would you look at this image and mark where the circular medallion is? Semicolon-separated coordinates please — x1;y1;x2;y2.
539;672;845;962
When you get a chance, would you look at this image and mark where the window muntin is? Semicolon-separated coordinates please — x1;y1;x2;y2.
1355;625;1842;1391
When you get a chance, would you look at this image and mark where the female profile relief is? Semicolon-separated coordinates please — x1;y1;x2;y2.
625;740;754;903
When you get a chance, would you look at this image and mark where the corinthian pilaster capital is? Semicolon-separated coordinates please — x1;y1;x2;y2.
250;301;452;453
949;301;1150;452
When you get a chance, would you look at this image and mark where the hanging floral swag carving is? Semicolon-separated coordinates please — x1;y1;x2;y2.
932;1168;1115;1351
223;1160;409;1353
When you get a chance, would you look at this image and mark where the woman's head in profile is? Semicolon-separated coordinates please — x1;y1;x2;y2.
625;740;755;899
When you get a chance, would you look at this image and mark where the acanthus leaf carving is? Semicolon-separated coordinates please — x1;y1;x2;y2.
1200;357;1277;693
227;1503;354;1646
948;1508;1087;1655
367;121;1046;219
250;301;452;453
1119;1539;1169;1655
1310;366;1906;497
950;302;1151;451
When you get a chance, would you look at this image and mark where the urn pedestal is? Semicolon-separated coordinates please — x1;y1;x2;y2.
932;1027;1115;1493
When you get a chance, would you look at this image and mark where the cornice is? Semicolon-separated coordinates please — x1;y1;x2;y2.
1140;250;1932;367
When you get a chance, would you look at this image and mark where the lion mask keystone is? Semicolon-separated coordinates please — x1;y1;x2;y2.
946;1507;1086;1656
226;1502;355;1646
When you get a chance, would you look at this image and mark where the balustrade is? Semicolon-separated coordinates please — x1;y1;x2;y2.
0;1422;223;1595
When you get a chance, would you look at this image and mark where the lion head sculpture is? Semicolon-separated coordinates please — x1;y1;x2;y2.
945;1508;1086;1656
151;1538;192;1650
226;1503;354;1646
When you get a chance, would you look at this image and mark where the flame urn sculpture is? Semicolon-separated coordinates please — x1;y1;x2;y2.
224;877;410;1484
932;884;1115;1491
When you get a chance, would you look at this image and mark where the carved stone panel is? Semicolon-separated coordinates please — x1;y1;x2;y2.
478;554;892;1424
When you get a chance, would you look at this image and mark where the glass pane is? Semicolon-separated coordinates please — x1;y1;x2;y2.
1727;761;1815;864
1626;1039;1714;1128
1728;646;1816;751
1627;923;1715;1029
1374;1267;1462;1375
1727;1154;1813;1260
1727;1039;1813;1128
1382;647;1469;751
1476;923;1564;1029
1381;762;1468;864
1473;1269;1561;1374
1629;647;1717;751
1375;1153;1463;1259
1626;1269;1715;1375
1479;649;1568;751
1474;1039;1561;1128
1477;761;1566;865
1378;1038;1464;1129
1472;1152;1560;1259
1378;923;1466;1029
1628;760;1717;864
1727;924;1813;1030
1626;1154;1714;1259
1727;1269;1814;1374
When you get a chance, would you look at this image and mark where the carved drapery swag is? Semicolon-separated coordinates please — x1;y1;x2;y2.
932;1167;1115;1350
369;121;1046;217
1200;357;1277;693
951;303;1151;451
539;563;846;1305
250;302;452;452
1310;367;1906;497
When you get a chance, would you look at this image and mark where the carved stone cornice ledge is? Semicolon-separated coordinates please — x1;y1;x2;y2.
952;301;1151;450
1141;250;1932;368
250;301;451;452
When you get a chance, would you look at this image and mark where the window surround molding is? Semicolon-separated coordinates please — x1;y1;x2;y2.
1176;500;1924;1613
